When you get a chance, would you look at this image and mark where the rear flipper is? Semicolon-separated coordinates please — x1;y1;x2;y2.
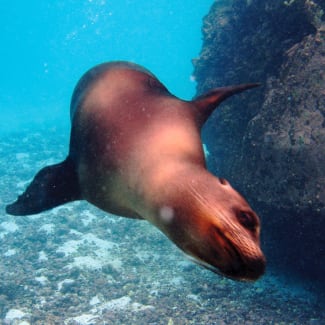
6;157;81;216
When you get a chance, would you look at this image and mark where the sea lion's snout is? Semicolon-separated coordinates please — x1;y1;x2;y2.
168;175;266;282
237;256;266;281
209;206;266;281
212;180;266;280
213;229;266;281
225;254;266;281
195;222;266;281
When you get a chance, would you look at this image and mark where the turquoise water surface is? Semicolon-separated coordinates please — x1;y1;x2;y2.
1;0;211;131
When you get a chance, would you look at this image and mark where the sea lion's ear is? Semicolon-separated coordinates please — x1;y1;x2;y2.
192;83;260;125
6;157;81;216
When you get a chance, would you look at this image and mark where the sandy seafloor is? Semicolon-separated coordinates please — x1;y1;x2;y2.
0;126;324;325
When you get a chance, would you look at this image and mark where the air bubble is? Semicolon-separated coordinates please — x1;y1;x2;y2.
159;206;174;224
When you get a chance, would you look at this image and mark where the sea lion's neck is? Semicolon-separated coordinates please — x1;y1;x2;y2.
141;165;213;227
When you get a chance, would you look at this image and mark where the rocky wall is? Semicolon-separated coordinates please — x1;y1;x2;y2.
193;0;325;281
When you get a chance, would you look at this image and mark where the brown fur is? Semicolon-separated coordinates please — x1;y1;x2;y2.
6;62;265;280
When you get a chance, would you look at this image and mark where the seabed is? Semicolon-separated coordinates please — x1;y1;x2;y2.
0;127;324;325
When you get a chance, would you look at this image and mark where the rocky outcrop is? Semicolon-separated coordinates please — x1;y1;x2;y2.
194;0;325;281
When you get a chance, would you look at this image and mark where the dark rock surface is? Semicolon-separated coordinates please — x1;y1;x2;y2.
193;0;325;281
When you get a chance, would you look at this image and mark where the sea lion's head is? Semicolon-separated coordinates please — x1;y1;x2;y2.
156;174;266;281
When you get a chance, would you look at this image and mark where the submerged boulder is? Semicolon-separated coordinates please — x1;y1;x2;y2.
194;0;325;281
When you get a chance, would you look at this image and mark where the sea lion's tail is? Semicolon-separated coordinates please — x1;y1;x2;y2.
192;83;260;126
6;157;81;216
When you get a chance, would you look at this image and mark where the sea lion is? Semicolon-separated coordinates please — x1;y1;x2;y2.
6;61;265;281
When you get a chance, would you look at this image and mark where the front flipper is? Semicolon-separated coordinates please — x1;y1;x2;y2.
6;157;81;216
192;83;260;126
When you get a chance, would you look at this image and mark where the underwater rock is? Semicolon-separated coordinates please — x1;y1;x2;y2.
193;0;325;280
241;27;325;214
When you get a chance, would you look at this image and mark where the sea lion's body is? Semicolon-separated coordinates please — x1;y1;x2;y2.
72;63;205;220
6;61;266;281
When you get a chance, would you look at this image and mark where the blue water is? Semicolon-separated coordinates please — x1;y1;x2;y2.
0;0;211;131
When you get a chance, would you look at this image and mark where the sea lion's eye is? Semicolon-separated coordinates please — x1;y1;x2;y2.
237;212;256;231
